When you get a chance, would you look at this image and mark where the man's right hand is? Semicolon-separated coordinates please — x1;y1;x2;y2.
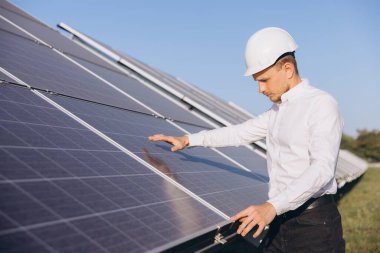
148;134;189;152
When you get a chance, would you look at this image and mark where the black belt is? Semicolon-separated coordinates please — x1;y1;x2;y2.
306;194;335;210
280;195;335;220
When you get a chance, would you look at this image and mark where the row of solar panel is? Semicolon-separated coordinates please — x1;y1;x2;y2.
0;1;268;252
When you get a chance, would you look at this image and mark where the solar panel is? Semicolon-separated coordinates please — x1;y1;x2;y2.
0;84;224;252
0;2;115;70
0;21;150;114
335;150;368;187
47;93;269;216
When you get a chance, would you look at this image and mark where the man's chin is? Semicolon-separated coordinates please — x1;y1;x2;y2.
269;96;281;103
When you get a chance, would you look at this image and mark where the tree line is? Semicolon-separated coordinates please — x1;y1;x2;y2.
340;129;380;163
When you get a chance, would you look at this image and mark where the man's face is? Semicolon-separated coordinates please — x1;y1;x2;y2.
253;65;289;103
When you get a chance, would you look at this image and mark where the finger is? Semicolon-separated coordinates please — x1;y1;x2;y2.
230;208;249;222
252;223;265;238
237;216;253;234
148;134;165;141
171;145;181;152
149;135;176;146
241;218;259;236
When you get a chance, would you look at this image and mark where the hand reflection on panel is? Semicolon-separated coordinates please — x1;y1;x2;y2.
142;148;179;182
142;148;203;236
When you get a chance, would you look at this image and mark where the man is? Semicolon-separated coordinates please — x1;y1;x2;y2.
149;27;345;252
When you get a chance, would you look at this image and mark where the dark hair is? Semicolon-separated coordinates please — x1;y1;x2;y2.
274;52;299;75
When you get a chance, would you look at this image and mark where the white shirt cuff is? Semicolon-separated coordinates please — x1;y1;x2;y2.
268;193;289;215
187;133;205;147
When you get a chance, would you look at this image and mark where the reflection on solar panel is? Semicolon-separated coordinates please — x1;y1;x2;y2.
1;1;269;252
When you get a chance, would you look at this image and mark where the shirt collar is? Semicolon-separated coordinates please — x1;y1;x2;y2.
280;78;310;104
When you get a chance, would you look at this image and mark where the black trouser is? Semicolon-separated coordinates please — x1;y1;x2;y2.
263;196;345;253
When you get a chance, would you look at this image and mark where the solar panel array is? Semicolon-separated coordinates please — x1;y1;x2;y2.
1;1;269;252
335;150;368;187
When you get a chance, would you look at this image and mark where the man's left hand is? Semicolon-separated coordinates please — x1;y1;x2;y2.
230;202;277;238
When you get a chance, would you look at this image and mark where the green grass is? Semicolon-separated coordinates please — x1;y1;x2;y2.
338;168;380;253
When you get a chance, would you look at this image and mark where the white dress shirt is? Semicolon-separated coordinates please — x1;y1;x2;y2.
188;79;343;215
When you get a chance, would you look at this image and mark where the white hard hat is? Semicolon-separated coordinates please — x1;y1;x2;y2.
244;27;298;76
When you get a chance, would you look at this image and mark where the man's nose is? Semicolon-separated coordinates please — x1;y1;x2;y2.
258;82;266;93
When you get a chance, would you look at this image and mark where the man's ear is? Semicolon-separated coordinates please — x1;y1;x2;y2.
283;62;295;79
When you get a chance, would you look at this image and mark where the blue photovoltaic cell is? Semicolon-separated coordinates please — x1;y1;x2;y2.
0;84;224;253
49;94;269;216
0;21;151;114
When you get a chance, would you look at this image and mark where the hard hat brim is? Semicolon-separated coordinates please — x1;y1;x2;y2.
244;66;266;77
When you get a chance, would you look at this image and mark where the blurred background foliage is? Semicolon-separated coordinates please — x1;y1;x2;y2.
341;129;380;163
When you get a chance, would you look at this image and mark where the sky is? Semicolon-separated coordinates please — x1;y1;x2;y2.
10;0;380;136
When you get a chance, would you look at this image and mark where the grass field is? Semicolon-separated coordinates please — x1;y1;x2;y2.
338;168;380;253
